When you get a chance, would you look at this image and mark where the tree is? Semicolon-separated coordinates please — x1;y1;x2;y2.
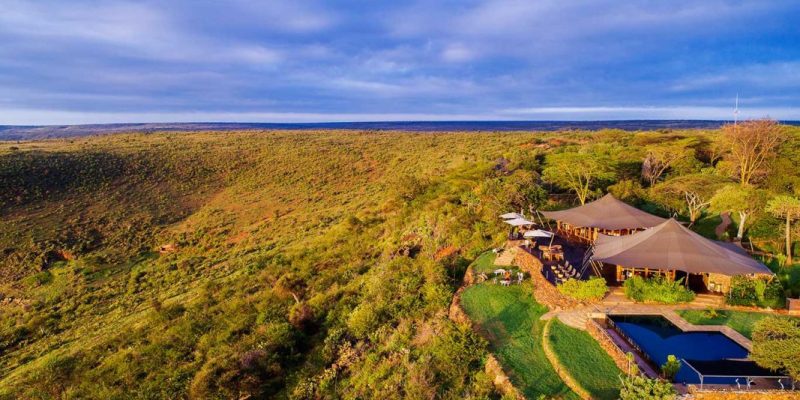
651;174;725;226
641;142;696;186
542;151;616;205
710;185;766;240
766;195;800;264
750;317;800;383
721;119;785;186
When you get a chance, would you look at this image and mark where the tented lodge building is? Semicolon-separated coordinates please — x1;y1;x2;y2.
539;194;773;293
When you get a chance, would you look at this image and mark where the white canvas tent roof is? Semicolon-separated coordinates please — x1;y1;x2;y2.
541;194;666;230
592;218;772;276
500;212;525;220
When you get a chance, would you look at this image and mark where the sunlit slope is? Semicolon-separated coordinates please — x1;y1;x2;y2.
0;130;534;398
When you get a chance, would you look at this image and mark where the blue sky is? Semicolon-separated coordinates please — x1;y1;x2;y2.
1;0;799;124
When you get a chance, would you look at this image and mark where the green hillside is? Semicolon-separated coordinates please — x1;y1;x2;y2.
1;126;799;398
0;130;538;399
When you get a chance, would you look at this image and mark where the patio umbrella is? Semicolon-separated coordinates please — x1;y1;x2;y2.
500;212;525;220
503;217;535;226
523;229;553;238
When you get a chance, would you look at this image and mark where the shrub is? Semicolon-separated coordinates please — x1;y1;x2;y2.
557;277;608;301
619;374;676;400
728;276;785;308
750;317;800;381
661;355;680;381
623;275;695;304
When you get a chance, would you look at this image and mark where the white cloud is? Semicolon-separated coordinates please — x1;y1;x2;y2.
441;43;476;62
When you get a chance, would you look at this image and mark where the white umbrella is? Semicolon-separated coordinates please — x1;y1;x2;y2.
500;212;524;220
524;229;553;238
503;217;534;226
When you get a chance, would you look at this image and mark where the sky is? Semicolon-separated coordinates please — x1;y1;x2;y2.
1;0;799;125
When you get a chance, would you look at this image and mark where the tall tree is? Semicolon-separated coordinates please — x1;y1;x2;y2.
721;119;785;186
710;185;766;240
651;174;725;226
542;151;616;204
641;141;696;186
750;317;800;383
766;195;800;264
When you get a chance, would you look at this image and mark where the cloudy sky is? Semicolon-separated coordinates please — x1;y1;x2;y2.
1;0;799;124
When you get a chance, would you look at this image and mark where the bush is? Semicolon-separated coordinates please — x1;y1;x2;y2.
727;276;785;309
619;374;676;400
661;355;680;381
623;275;695;304
557;277;608;301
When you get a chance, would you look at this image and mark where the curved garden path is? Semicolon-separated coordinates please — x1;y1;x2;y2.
715;211;732;239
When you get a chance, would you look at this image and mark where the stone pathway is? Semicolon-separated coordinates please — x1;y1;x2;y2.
494;246;518;266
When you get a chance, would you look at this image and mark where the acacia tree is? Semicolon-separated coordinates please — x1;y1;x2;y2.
651;174;725;226
750;317;800;384
542;151;616;205
641;142;695;186
766;195;800;264
721;119;785;186
710;185;766;240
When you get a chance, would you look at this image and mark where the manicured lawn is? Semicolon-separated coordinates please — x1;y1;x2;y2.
470;251;497;275
677;309;798;339
547;319;622;400
460;283;578;399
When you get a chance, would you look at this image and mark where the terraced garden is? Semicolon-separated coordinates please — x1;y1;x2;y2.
460;283;578;399
546;319;622;399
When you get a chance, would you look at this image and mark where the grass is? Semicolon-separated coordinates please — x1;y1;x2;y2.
547;319;622;400
460;283;578;399
692;214;723;240
676;309;799;339
470;251;497;274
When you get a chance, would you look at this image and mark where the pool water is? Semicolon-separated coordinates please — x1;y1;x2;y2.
610;315;749;384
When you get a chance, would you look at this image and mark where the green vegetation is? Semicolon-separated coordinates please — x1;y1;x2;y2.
557;277;608;301
1;131;537;399
660;355;680;381
727;275;786;309
619;374;676;400
547;319;621;399
677;309;798;339
470;251;497;275
460;283;577;399
750;317;800;382
623;275;696;304
2;123;800;397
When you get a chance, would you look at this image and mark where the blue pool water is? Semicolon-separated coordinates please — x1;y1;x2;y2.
610;315;749;384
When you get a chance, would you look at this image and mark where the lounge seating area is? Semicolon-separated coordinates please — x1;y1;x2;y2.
477;268;525;286
548;260;580;284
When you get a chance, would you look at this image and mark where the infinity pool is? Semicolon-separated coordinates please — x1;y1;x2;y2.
609;315;749;384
